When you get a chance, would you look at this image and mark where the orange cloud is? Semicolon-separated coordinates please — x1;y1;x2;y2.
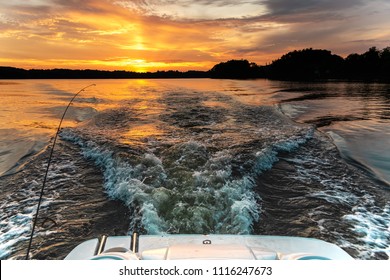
1;0;390;71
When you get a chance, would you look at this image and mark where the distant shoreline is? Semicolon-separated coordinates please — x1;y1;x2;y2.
0;67;209;79
1;66;389;83
2;46;390;82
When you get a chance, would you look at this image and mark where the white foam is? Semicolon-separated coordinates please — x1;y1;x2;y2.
61;125;313;236
62;133;244;234
0;197;52;259
285;143;390;259
344;204;390;259
308;189;359;206
253;128;314;174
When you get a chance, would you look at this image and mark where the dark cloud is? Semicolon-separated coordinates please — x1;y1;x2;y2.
51;0;110;14
263;0;363;16
228;0;367;24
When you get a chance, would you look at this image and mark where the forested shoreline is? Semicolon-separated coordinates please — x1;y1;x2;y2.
1;46;390;81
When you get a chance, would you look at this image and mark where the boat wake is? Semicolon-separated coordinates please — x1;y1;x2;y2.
59;89;314;235
1;80;389;260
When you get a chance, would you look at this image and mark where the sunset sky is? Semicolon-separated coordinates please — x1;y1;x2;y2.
1;0;390;72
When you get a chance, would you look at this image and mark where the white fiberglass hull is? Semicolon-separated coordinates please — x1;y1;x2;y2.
65;234;353;260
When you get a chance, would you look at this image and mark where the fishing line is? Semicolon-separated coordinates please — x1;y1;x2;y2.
25;84;96;260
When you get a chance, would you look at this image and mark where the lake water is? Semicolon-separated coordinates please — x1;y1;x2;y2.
0;79;389;259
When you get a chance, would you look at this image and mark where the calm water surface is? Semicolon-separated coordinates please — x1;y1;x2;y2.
0;79;389;259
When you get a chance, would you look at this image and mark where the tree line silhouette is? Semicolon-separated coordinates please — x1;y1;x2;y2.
1;46;390;81
209;47;390;81
0;67;208;79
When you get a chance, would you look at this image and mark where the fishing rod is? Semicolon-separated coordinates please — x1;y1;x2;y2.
25;84;96;260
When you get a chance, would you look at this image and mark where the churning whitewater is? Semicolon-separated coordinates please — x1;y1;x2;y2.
60;87;314;235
